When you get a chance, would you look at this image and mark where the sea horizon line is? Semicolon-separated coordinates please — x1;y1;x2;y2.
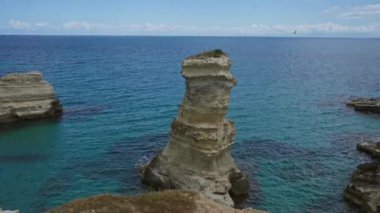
1;34;380;39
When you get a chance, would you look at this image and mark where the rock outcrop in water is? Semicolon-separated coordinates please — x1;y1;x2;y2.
50;190;266;213
346;98;380;114
141;49;249;207
344;138;380;213
0;72;62;124
0;208;19;213
357;139;380;159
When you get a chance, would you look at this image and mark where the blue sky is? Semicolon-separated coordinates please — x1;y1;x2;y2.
1;0;380;37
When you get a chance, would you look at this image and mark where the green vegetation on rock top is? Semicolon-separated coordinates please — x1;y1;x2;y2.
187;49;227;59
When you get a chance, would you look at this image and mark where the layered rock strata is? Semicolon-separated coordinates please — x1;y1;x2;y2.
50;190;266;213
141;49;249;207
347;98;380;114
0;72;63;123
357;139;380;159
344;139;380;213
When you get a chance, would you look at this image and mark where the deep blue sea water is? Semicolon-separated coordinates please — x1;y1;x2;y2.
0;36;379;213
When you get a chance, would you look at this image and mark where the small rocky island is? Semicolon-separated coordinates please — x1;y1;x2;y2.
346;98;380;114
344;138;380;213
0;71;62;124
141;49;249;207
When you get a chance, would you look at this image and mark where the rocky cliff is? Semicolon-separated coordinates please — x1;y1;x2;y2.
347;98;380;114
141;49;249;207
0;72;62;123
344;138;380;213
50;190;265;213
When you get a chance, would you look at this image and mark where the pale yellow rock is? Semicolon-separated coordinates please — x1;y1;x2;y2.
0;71;62;123
142;50;249;207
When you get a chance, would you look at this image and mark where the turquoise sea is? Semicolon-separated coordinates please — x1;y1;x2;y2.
0;36;379;213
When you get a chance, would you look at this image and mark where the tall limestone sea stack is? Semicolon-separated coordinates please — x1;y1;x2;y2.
0;71;62;124
142;49;249;207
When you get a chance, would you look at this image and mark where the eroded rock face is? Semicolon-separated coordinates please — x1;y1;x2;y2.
0;72;63;123
50;190;266;213
141;50;249;207
347;98;380;114
344;139;380;213
357;139;380;159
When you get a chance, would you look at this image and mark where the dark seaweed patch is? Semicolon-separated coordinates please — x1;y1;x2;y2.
0;154;48;163
233;134;378;212
0;118;61;132
38;134;168;204
62;105;109;120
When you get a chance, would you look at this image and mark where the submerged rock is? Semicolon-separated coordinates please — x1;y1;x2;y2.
141;49;249;207
344;139;380;213
49;190;266;213
346;98;380;114
0;72;62;124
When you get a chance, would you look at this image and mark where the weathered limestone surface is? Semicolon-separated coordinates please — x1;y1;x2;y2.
357;139;380;159
50;190;266;213
0;71;62;123
0;208;19;213
344;139;380;213
141;50;249;207
347;98;380;114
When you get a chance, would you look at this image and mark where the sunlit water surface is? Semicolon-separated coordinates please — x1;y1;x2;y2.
0;36;379;213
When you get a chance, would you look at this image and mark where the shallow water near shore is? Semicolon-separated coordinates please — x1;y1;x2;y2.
0;36;380;213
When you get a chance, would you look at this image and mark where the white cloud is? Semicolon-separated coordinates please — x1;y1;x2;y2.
2;19;380;36
57;21;380;35
342;4;380;19
61;21;200;34
9;19;32;30
325;4;380;19
249;22;380;34
128;22;198;33
6;20;49;30
63;21;93;30
323;6;340;14
34;22;48;27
